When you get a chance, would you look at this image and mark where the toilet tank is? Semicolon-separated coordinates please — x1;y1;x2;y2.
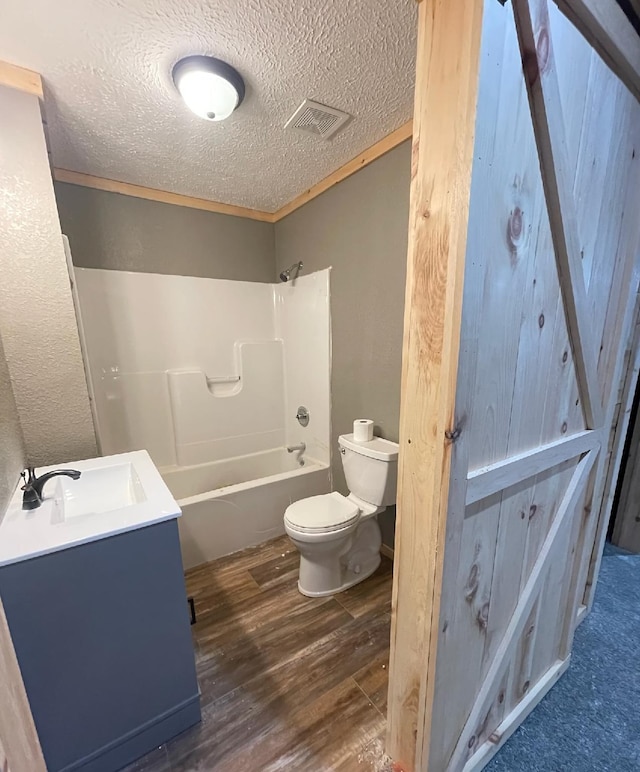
338;434;399;507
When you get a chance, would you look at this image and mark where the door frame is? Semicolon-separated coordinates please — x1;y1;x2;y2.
385;0;485;769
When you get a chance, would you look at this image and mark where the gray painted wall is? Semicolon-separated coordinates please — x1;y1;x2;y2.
0;86;96;467
0;332;25;516
275;141;411;548
55;183;276;282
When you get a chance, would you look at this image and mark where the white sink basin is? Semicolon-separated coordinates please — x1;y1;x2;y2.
0;451;180;567
53;463;147;523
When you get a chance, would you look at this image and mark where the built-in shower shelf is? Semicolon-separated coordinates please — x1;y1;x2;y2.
167;342;285;468
206;375;241;385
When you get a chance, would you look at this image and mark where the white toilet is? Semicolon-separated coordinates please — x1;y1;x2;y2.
284;432;398;597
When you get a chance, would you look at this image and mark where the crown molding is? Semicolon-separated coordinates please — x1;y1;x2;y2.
53;169;276;223
53;121;413;224
0;60;43;99
272;120;412;221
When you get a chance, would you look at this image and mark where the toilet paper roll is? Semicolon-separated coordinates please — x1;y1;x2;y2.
353;419;374;443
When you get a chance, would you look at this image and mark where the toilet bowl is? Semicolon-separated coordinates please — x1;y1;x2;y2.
284;432;398;597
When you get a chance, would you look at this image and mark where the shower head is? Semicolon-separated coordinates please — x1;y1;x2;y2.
279;261;303;283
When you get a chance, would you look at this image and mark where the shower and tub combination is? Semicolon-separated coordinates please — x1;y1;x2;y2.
71;260;331;568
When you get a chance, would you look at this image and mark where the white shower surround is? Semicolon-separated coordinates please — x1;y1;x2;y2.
73;267;332;565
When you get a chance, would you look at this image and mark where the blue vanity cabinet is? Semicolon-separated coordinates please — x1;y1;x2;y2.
0;518;200;772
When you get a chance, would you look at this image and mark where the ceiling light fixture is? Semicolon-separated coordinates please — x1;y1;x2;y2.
172;55;245;122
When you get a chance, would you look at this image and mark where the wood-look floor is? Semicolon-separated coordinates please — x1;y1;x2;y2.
125;535;394;772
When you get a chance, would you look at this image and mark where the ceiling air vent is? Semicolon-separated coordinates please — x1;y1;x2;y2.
284;99;351;140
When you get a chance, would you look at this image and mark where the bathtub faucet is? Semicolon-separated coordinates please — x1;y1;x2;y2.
287;442;306;466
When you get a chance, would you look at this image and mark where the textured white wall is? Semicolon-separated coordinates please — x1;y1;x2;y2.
0;86;96;466
0;332;25;514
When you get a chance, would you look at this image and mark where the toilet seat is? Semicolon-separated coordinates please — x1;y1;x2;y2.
284;492;360;534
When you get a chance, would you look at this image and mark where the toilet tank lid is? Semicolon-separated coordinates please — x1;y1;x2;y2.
338;434;399;461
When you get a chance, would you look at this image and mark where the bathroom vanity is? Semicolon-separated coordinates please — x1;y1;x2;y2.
0;451;200;772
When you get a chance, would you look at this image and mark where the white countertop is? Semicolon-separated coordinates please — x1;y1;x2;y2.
0;450;181;568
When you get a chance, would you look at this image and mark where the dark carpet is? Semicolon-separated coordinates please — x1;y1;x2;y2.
486;543;640;772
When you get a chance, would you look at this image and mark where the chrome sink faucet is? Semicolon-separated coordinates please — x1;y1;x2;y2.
21;466;81;511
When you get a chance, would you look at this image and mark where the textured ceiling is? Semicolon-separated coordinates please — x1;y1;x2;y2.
0;0;417;211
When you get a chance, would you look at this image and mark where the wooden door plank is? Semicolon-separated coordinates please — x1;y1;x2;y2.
585;104;640;563
556;261;639;653
462;657;570;772
568;53;617;296
455;7;588;758
429;12;551;759
513;0;604;430
431;2;581;754
385;0;484;768
428;6;591;766
584;76;636;349
583;281;640;597
576;112;640;611
466;429;599;506
528;464;584;680
611;309;640;553
555;450;600;658
553;0;640;102
449;449;597;770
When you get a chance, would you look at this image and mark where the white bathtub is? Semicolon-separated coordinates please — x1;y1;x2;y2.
161;449;331;569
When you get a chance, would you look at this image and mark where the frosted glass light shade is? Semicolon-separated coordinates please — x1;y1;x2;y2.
173;56;245;122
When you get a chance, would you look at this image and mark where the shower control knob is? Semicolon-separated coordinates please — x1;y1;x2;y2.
296;406;310;427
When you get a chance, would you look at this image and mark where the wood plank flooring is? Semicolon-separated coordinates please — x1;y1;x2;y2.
125;535;394;772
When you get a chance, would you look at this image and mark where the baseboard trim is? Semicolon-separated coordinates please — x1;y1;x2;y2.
381;544;395;560
60;693;201;772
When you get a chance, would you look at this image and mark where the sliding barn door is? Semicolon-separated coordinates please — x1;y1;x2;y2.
388;0;640;770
